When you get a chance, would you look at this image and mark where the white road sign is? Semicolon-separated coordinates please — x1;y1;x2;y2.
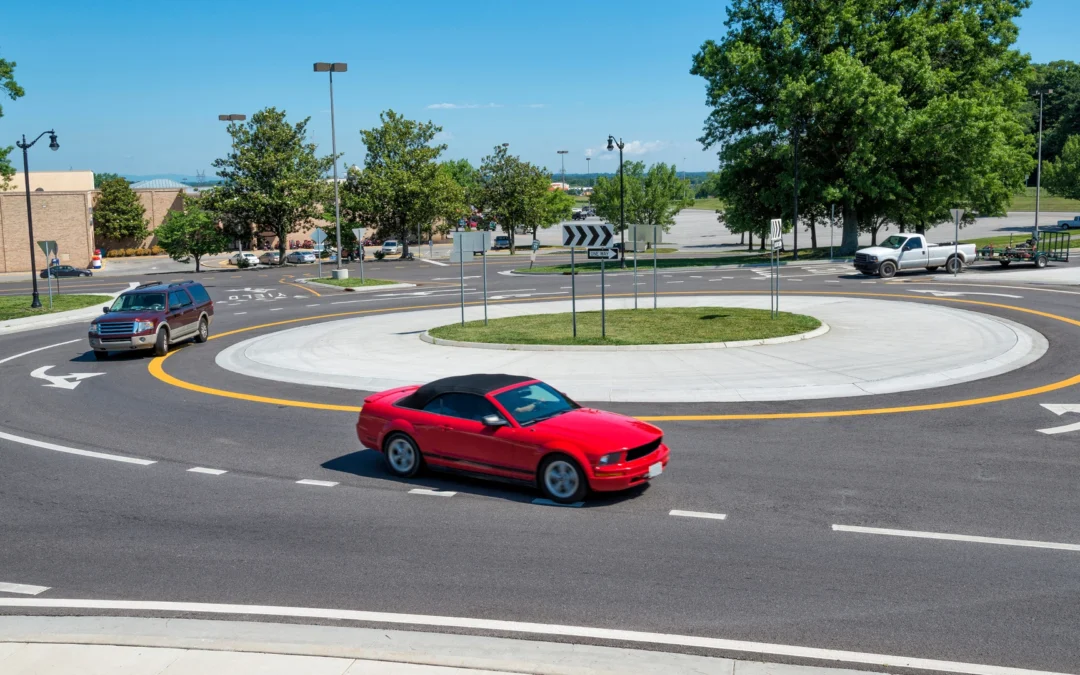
311;229;328;244
563;224;613;247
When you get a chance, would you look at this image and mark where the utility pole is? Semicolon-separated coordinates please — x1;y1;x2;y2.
1033;88;1053;240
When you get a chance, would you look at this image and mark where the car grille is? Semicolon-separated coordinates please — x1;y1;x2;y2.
625;437;662;462
98;322;135;335
854;253;873;265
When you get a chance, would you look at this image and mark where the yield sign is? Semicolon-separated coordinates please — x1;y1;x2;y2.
1038;404;1080;435
31;366;104;390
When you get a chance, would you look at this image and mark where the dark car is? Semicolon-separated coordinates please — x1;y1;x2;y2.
88;281;214;360
492;236;511;250
41;265;92;278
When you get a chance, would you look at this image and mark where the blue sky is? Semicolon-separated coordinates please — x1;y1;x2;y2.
2;0;1077;178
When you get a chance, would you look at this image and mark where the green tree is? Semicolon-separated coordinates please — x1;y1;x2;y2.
339;110;455;258
1044;135;1080;200
208;107;334;263
1030;61;1080;164
0;53;25;188
477;145;548;252
155;197;229;272
93;172;123;189
524;173;573;241
93;177;148;243
436;159;477;236
692;0;1035;254
592;162;693;244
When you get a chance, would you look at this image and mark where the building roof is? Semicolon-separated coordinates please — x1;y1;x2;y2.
129;178;190;190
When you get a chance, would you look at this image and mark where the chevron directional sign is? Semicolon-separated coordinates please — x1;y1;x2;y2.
563;223;614;247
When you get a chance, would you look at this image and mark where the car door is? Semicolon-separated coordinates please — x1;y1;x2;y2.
427;393;535;481
899;238;928;269
166;291;196;337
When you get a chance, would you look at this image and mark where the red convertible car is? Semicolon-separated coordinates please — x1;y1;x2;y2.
356;374;669;503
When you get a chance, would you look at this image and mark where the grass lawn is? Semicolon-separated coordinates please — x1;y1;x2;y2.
312;277;397;288
692;197;724;211
961;231;1077;249
1008;188;1080;212
517;247;841;274
429;307;820;346
0;294;112;322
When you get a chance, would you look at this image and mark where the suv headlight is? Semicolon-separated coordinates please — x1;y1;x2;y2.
89;323;99;334
134;320;155;333
597;452;622;466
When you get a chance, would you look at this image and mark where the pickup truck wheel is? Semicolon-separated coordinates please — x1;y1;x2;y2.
877;261;897;278
153;328;170;356
945;257;962;274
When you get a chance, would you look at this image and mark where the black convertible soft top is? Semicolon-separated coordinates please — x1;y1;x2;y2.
398;374;535;410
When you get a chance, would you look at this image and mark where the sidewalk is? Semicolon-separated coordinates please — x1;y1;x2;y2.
0;283;138;336
0;616;878;675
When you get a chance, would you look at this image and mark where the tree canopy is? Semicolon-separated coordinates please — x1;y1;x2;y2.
692;0;1035;254
207;107;334;260
592;161;693;232
1030;61;1080;165
0;52;25;187
93;177;148;243
1044;135;1080;201
476;145;553;251
155;196;229;272
93;172;123;189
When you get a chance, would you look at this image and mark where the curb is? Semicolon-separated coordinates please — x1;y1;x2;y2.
508;258;855;276
0;283;138;337
420;322;829;352
300;279;416;293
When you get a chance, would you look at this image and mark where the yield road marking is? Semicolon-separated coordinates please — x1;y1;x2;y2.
0;599;1066;675
669;509;727;521
910;290;1023;299
296;479;338;487
832;524;1080;552
0;582;49;596
0;340;80;366
0;430;155;466
188;467;227;476
30;366;105;390
409;488;456;497
1037;403;1080;435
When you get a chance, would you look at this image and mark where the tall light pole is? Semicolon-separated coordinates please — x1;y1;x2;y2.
607;136;626;267
792;119;805;261
557;150;568;193
585;154;591;188
16;130;59;309
314;62;347;268
218;115;247;255
1033;88;1053;240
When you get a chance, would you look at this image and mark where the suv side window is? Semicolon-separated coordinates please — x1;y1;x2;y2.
435;393;499;422
187;284;211;305
169;291;192;309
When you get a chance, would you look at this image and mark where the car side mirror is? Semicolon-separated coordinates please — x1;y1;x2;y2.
481;414;508;427
102;307;110;313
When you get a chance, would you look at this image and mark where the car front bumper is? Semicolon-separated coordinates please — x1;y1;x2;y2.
854;263;879;274
89;334;156;351
588;444;671;492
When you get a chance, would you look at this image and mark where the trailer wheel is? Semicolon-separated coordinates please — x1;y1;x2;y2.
1035;255;1048;269
878;261;897;279
999;260;1011;267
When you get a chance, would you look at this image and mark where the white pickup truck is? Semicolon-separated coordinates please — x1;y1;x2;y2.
1056;216;1080;230
853;234;977;278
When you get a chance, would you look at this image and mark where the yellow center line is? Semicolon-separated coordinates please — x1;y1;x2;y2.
147;291;1080;421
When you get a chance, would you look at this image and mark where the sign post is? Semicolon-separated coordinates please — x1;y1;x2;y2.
351;227;365;282
564;223;613;339
653;226;658;310
633;225;638;309
769;219;783;318
950;208;965;277
311;229;327;280
452;231;489;326
37;241;57;309
530;239;539;269
829;204;835;262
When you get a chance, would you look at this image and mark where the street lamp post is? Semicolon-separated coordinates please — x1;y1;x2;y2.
16;130;59;309
792;120;805;261
314;62;347;269
607;135;625;268
218;115;247;256
585;155;591;187
1033;88;1053;240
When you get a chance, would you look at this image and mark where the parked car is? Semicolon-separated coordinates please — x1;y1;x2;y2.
382;240;402;255
571;209;586;221
492;235;511;250
88;281;214;360
854;234;977;277
356;374;670;504
1056;216;1080;230
285;251;317;264
259;251;281;265
40;265;92;278
231;252;261;267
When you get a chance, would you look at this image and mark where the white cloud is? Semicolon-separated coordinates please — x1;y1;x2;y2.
433;130;454;142
522;103;547;108
587;140;667;159
426;103;503;109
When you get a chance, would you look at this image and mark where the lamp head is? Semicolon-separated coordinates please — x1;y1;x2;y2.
48;133;59;151
606;137;615;151
314;62;331;72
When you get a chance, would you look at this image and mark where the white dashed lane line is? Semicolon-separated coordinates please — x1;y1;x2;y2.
296;479;339;487
670;509;727;521
270;308;283;312
832;524;1080;552
233;312;247;315
0;582;49;596
188;467;227;476
409;488;457;497
0;430;155;466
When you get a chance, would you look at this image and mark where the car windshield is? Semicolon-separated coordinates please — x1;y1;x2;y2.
111;293;166;311
384;241;397;246
494;382;577;426
880;236;907;249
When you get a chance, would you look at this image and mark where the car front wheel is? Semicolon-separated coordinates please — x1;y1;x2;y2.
383;433;423;478
877;261;897;278
539;455;587;504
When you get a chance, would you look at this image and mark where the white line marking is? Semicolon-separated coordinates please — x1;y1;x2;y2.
666;281;685;284
532;498;583;508
234;312;247;315
1038;420;1080;435
269;308;283;311
861;281;877;284
432;276;480;281
296;479;338;487
307;304;321;307
188;467;227;476
669;510;728;521
825;280;840;283
832;524;1080;552
0;582;49;595
409;488;457;497
0;430;155;466
0;339;80;366
0;598;1064;675
690;275;702;278
420;258;449;266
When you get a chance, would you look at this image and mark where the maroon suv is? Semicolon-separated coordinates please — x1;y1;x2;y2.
89;281;214;360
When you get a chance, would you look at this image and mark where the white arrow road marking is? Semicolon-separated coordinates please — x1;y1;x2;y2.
0;582;49;596
30;366;104;390
1038;404;1080;435
909;290;1023;299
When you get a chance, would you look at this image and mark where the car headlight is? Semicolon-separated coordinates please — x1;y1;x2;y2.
597;452;623;466
869;255;878;262
89;323;99;334
134;320;155;332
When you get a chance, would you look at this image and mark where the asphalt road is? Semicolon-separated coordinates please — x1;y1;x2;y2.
1;255;1079;673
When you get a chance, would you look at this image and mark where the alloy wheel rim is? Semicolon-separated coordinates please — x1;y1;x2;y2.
200;321;208;339
545;460;579;499
388;438;416;472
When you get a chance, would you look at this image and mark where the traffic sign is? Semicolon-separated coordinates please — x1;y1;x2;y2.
531;240;540;252
587;247;618;260
950;209;965;222
562;223;613;247
771;238;783;251
311;229;328;244
37;240;58;256
351;227;363;240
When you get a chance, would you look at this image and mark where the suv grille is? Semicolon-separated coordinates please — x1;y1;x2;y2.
854;253;873;265
625;437;662;462
98;322;135;335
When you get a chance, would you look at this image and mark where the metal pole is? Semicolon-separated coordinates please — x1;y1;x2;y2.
601;256;606;338
770;247;775;317
830;204;834;262
1035;91;1044;240
46;247;53;309
482;249;488;325
619;145;626;268
792;123;800;261
460;244;465;326
633;225;638;309
953;212;959;277
22;140;42;309
653;226;658;310
570;246;577;338
329;70;343;269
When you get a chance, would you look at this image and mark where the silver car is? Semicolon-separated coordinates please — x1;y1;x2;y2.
259;251;281;265
286;251;317;264
382;240;402;256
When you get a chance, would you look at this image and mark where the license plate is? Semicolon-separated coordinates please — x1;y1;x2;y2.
647;462;663;478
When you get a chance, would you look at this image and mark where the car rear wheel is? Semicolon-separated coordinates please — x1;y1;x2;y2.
383;433;423;478
194;317;209;343
945;256;962;274
877;261;897;278
153;328;170;356
539;455;587;504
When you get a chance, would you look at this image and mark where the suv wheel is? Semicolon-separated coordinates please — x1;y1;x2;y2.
194;317;209;343
153;327;170;356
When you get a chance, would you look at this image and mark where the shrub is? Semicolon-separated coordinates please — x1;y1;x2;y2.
374;250;386;260
151;246;164;255
135;248;148;256
105;250;122;258
124;248;137;257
